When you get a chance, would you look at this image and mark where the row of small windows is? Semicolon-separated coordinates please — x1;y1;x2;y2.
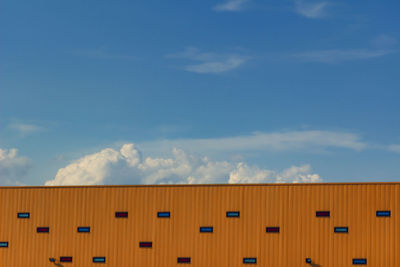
38;256;371;265
15;226;361;234
16;210;391;219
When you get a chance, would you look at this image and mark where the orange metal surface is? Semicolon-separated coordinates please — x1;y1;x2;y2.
0;183;399;267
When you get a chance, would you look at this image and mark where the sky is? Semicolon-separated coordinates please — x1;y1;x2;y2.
1;0;399;186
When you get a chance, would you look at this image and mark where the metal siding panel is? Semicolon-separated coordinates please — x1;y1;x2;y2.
0;183;400;267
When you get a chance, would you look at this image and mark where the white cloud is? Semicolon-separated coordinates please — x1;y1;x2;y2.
293;49;392;63
228;163;320;183
8;123;44;136
44;143;321;186
213;0;250;12
0;148;30;185
141;130;366;154
295;0;330;19
167;47;249;74
388;144;400;153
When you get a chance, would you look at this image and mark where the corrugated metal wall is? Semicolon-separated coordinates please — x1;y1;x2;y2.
0;183;398;267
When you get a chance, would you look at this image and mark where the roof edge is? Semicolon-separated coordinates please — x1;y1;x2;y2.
1;181;400;189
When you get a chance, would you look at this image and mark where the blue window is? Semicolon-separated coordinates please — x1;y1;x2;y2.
200;226;213;233
17;212;30;219
0;242;8;247
305;258;312;264
334;227;348;233
157;211;170;218
177;257;191;263
243;258;257;264
353;258;367;265
376;210;390;217
93;257;106;263
226;211;240;217
77;226;90;233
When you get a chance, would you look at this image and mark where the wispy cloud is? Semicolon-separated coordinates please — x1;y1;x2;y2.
388;144;400;153
293;49;393;63
8;123;44;136
213;0;250;12
141;130;367;154
295;0;330;19
166;47;249;74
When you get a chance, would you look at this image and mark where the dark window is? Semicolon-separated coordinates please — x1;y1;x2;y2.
139;242;152;248
177;257;191;264
243;258;257;264
376;210;390;217
305;258;312;264
77;227;90;233
226;211;240;217
37;227;49;233
334;227;348;233
157;211;170;218
0;242;8;247
266;227;280;233
353;258;367;265
93;257;106;263
316;211;330;217
17;212;30;219
115;211;128;218
60;257;72;262
200;226;213;233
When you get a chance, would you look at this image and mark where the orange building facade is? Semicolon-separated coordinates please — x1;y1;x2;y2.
0;183;398;266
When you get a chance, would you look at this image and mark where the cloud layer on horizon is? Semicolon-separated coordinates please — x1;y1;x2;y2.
45;144;321;186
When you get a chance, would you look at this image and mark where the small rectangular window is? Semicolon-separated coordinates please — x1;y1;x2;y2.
157;211;170;218
77;227;90;233
376;210;390;217
266;227;280;233
139;242;153;248
37;227;49;233
353;258;367;265
226;211;240;217
0;242;8;247
60;257;72;262
17;212;30;219
115;211;128;218
316;211;330;217
305;258;312;264
93;257;106;263
334;227;348;233
200;226;213;233
177;257;191;263
243;258;257;264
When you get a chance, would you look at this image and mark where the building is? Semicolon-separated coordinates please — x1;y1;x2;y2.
0;183;398;266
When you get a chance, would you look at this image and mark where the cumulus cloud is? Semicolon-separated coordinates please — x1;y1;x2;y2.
213;0;250;12
45;143;321;186
295;0;330;19
166;47;249;74
0;148;30;185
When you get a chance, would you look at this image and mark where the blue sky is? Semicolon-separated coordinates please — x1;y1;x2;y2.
1;0;399;186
